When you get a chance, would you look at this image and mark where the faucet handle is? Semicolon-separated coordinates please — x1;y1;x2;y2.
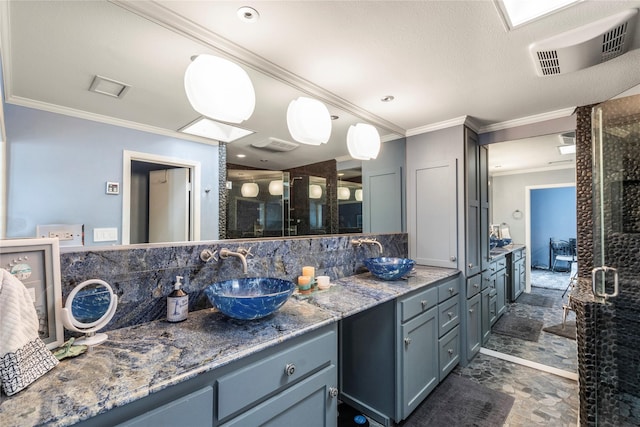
200;249;219;262
239;247;254;258
351;239;363;247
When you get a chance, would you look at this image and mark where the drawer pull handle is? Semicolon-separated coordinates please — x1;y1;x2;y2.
469;308;474;313
284;363;296;377
447;311;454;319
450;256;457;262
448;349;454;356
421;300;428;309
404;337;412;346
490;310;495;315
473;283;479;289
448;287;454;294
329;387;339;398
485;277;490;281
468;263;473;268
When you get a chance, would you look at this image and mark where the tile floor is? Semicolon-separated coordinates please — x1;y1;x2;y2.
366;268;580;427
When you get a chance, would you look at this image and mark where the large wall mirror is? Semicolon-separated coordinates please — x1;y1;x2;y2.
0;1;402;246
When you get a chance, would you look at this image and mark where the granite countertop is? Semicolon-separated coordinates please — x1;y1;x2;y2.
0;265;458;427
489;243;525;260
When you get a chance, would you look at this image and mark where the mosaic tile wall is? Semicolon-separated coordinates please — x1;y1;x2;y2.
573;95;640;426
59;233;407;334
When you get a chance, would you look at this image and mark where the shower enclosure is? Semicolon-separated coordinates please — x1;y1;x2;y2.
589;93;640;425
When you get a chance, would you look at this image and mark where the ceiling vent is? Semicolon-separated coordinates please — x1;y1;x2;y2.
251;137;299;152
560;131;576;145
530;9;638;77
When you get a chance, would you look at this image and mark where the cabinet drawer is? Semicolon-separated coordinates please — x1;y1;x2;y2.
496;258;507;271
438;297;460;338
438;325;460;381
217;329;336;420
437;276;460;303
400;286;438;322
512;249;523;262
481;270;492;290
466;275;482;298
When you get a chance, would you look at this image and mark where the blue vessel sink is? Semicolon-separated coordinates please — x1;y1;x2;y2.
363;257;416;281
204;277;296;320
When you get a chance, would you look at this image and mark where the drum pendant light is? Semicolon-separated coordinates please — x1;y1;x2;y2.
337;187;351;200
309;184;323;199
184;54;256;124
286;97;332;145
347;123;381;160
269;180;284;196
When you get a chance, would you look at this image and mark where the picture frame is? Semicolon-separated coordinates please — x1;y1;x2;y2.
0;238;64;350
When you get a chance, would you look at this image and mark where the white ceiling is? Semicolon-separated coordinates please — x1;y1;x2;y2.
2;1;640;171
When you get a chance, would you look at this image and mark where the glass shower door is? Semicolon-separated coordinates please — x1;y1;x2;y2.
592;93;640;426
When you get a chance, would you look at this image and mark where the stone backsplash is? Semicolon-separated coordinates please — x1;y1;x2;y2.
59;233;407;334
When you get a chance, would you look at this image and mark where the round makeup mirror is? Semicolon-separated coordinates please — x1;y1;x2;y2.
60;279;118;346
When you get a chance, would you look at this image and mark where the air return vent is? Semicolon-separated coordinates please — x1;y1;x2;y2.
251;137;299;152
530;9;637;76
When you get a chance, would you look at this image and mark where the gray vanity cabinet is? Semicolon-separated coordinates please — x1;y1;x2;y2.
339;275;461;426
509;248;526;301
465;293;482;358
79;324;338;427
494;259;508;318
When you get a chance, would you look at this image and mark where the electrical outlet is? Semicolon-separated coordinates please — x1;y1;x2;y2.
37;224;84;247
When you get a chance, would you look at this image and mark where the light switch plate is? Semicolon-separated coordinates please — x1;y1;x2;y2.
94;227;118;242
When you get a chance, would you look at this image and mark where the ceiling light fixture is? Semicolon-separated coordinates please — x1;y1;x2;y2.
286;97;332;145
557;144;576;155
347;123;381;160
179;116;253;142
241;182;259;198
309;184;323;199
237;6;260;23
88;75;130;98
184;54;256;124
495;0;581;29
236;154;246;158
355;189;363;202
269;180;283;196
337;187;351;200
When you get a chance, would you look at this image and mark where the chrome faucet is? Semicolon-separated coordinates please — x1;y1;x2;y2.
351;238;383;254
200;247;253;274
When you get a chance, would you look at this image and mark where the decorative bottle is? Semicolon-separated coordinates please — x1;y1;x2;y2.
167;276;188;322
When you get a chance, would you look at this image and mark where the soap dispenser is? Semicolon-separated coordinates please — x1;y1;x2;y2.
167;276;188;322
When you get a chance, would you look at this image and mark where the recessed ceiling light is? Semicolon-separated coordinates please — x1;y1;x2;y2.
179;117;253;143
331;115;339;120
237;6;260;23
260;159;268;162
237;154;246;158
381;95;395;102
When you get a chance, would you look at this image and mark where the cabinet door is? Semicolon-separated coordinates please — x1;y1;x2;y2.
363;167;402;233
221;366;338;427
479;144;490;272
466;294;482;360
465;128;481;277
481;288;491;345
119;387;214;427
409;161;458;268
495;269;507;317
400;306;438;420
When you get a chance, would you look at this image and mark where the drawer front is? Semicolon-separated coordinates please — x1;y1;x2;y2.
437;276;460;303
481;270;492;290
466;275;482;298
438;325;460;381
400;286;438;322
217;329;336;420
438;297;460;338
496;258;507;271
512;249;523;262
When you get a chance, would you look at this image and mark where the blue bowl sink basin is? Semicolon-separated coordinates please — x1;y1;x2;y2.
204;277;296;320
363;257;416;281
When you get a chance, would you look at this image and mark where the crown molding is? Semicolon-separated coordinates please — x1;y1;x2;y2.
490;163;575;177
479;107;576;133
6;95;220;147
406;116;470;136
111;0;406;137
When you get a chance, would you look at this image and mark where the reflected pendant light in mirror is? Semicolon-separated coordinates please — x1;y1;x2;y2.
184;54;256;123
337;187;351;200
269;180;284;196
287;97;332;145
347;123;381;160
309;184;323;199
355;189;363;201
241;182;259;197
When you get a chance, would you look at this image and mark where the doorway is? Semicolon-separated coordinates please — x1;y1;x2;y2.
122;150;201;245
